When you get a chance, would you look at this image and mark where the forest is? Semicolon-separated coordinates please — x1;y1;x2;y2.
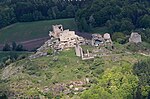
0;0;90;28
76;0;150;43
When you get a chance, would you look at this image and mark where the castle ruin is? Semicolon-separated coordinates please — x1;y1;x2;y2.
29;24;113;60
49;24;85;49
129;32;142;43
92;33;113;47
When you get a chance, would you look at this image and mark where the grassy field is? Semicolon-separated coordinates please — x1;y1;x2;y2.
0;18;77;44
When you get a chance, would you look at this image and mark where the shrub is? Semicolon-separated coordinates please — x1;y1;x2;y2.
112;32;127;44
3;43;11;51
77;74;82;79
47;49;53;55
45;72;53;79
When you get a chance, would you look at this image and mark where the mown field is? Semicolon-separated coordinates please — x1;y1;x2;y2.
0;18;77;44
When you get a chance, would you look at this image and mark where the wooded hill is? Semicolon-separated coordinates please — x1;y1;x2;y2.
0;0;91;28
76;0;150;30
75;0;150;43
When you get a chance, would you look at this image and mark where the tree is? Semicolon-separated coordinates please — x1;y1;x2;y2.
3;43;11;51
76;0;150;37
80;17;91;32
0;0;87;29
139;14;150;28
112;32;126;44
133;58;150;98
15;44;24;51
65;4;75;18
81;65;139;99
141;28;150;43
52;6;60;19
33;11;43;21
12;42;17;51
120;19;135;32
81;86;112;99
47;8;53;19
89;15;96;27
106;19;121;32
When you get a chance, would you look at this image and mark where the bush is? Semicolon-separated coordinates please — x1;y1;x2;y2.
77;74;82;79
112;32;127;44
126;42;149;52
133;58;150;98
15;44;24;51
47;49;53;55
45;72;53;79
3;43;11;51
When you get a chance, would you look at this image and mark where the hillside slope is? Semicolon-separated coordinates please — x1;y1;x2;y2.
0;47;148;98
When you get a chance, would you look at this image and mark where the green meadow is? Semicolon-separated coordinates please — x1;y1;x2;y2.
0;18;77;44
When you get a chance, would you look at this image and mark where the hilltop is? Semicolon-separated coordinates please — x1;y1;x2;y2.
0;22;150;98
0;43;149;98
0;0;150;98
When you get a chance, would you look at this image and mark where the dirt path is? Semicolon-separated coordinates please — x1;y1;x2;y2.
0;37;50;51
139;53;150;56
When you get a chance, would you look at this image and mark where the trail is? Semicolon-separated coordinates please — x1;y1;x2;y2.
139;53;150;57
0;37;50;51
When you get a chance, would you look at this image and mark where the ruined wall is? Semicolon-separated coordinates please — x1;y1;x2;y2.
129;32;142;43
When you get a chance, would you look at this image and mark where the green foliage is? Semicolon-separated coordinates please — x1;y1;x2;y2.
12;42;17;51
133;58;150;98
3;43;11;51
44;92;53;99
90;58;104;77
2;42;26;51
81;86;112;99
15;44;24;51
81;65;139;99
47;49;53;55
0;0;88;29
45;72;53;79
139;14;150;28
76;0;150;42
0;51;31;68
141;28;150;43
120;19;135;32
0;48;148;98
78;17;91;32
112;32;126;44
0;94;8;99
126;42;150;52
